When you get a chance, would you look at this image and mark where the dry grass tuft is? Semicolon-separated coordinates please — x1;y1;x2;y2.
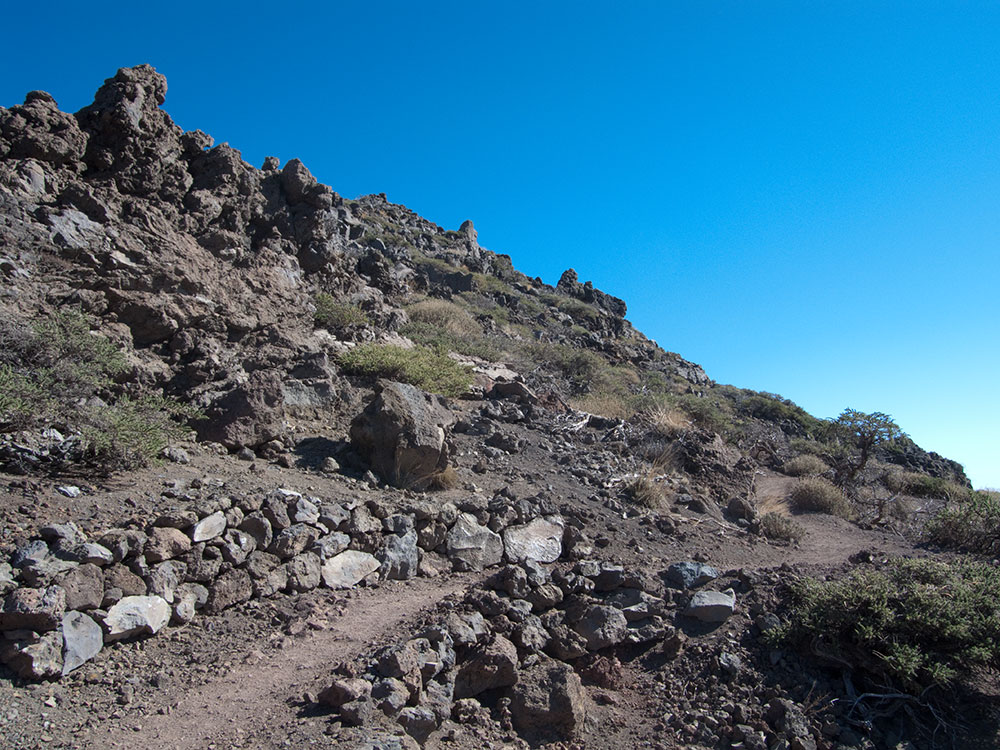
624;472;668;510
406;298;481;338
570;393;633;420
788;477;853;519
760;512;805;542
644;405;691;439
426;465;460;491
782;454;828;477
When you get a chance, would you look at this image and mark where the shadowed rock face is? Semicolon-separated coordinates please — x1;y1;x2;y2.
349;381;456;489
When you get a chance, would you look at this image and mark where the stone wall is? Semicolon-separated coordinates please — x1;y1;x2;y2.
0;485;568;681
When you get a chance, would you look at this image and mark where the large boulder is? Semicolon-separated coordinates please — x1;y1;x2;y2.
104;595;170;640
503;517;564;563
379;530;419;581
684;589;736;623
350;381;456;489
0;586;66;631
447;513;503;572
61;611;103;675
1;630;63;679
321;550;380;589
454;635;518;699
509;658;587;739
572;604;628;651
196;370;285;450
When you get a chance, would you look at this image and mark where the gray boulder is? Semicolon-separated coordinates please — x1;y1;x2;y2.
447;513;503;571
510;658;587;738
349;381;456;489
190;511;227;542
380;530;419;580
61;611;103;674
503;517;564;563
270;523;321;559
285;552;322;592
684;589;736;623
666;561;719;589
104;595;170;640
321;550;381;589
572;604;628;650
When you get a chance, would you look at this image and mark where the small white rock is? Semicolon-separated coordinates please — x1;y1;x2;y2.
190;511;227;543
104;595;171;641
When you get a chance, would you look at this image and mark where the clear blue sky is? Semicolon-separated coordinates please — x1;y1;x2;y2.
4;2;998;488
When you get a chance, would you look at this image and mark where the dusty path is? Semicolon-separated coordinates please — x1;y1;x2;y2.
79;575;478;750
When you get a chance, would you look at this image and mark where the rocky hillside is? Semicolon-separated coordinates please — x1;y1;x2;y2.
0;66;995;750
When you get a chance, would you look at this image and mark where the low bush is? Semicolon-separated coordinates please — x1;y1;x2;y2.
80;395;199;469
788;477;853;518
672;392;733;434
777;558;1000;692
788;437;833;457
782;454;828;477
0;310;195;472
336;344;473;398
738;392;822;436
314;294;369;331
400;299;507;361
885;470;971;501
760;512;804;542
405;298;480;336
522;342;607;393
924;491;1000;555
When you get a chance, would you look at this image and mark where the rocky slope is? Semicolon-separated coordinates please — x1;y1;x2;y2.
0;66;992;750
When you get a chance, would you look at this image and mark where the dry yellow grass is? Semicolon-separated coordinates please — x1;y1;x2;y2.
782;454;829;477
405;298;481;338
788;477;853;519
569;393;633;420
644;405;691;438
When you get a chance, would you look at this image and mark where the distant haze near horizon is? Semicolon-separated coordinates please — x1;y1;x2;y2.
4;2;998;488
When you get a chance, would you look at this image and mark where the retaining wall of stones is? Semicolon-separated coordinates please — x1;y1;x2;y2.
0;485;570;680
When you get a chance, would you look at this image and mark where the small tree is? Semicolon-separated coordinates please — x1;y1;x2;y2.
830;408;904;486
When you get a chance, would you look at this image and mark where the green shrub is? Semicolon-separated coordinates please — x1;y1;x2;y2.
924;491;1000;555
885;470;971;501
778;558;1000;692
672;392;733;434
336;344;473;397
314;294;369;330
0;310;195;472
788;477;853;518
739;393;822;435
782;454;829;477
471;273;512;296
760;512;804;542
522;342;607;393
788;437;833;457
80;395;199;469
400;298;509;361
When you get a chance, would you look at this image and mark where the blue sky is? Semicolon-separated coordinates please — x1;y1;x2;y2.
4;2;998;487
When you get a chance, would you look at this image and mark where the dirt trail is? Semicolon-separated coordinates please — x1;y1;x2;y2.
80;575;477;750
673;472;922;573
